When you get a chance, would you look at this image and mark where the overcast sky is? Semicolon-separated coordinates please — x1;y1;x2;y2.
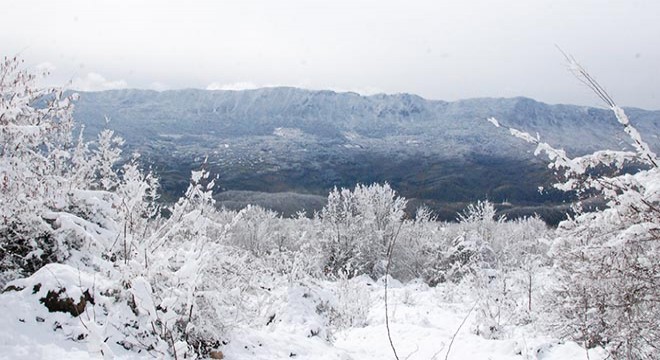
2;0;659;109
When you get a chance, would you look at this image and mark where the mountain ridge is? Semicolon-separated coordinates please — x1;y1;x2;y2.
70;87;660;222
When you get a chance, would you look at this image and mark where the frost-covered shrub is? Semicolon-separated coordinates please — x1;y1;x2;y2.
228;204;281;256
317;183;406;278
549;170;660;357
0;226;58;285
471;269;515;339
327;273;372;329
0;56;165;285
431;201;554;339
136;167;226;357
389;206;441;282
447;200;500;282
0;57;78;284
0;57;305;358
499;216;551;320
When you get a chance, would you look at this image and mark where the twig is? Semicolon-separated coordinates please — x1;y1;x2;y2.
384;220;405;360
444;302;476;360
557;46;658;168
430;343;446;360
169;330;179;360
584;340;591;360
404;344;420;360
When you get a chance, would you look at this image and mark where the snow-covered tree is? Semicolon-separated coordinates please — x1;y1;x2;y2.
318;183;406;278
91;128;124;191
447;200;500;283
392;206;441;282
228;204;281;256
0;56;79;284
114;154;160;263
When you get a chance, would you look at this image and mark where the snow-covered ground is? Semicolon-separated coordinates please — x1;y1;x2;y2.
222;278;605;360
0;266;605;360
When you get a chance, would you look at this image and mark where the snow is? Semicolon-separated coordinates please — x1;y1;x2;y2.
233;278;609;359
487;117;500;128
218;279;607;360
273;127;304;138
0;264;127;360
0;267;606;360
509;128;538;144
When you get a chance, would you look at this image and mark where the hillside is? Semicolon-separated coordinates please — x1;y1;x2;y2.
72;88;660;221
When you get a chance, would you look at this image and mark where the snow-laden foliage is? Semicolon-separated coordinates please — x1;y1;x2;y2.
318;183;406;278
548;166;660;358
489;57;660;358
0;57;255;358
497;121;660;356
390;206;441;282
468;215;552;339
0;56;78;284
228;204;282;256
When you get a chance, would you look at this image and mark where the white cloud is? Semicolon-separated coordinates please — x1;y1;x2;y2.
2;1;660;108
204;81;382;96
327;86;384;96
206;81;262;91
70;72;128;91
149;81;170;91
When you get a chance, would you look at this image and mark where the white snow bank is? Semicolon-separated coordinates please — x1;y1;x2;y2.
0;267;607;360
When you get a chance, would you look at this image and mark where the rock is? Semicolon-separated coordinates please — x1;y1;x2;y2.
1;284;24;293
209;350;224;359
39;288;94;317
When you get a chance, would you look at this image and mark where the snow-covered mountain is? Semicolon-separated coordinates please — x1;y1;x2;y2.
72;88;660;221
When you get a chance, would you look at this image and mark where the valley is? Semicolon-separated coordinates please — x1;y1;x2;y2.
72;88;660;222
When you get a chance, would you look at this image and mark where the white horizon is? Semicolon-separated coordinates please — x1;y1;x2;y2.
5;0;659;110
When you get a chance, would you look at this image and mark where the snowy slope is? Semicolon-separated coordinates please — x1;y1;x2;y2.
0;267;606;360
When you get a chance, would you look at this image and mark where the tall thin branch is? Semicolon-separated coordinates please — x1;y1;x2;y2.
384;220;404;360
445;302;476;360
557;46;658;168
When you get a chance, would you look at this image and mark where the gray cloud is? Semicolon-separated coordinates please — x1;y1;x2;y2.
70;73;128;92
2;0;659;109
